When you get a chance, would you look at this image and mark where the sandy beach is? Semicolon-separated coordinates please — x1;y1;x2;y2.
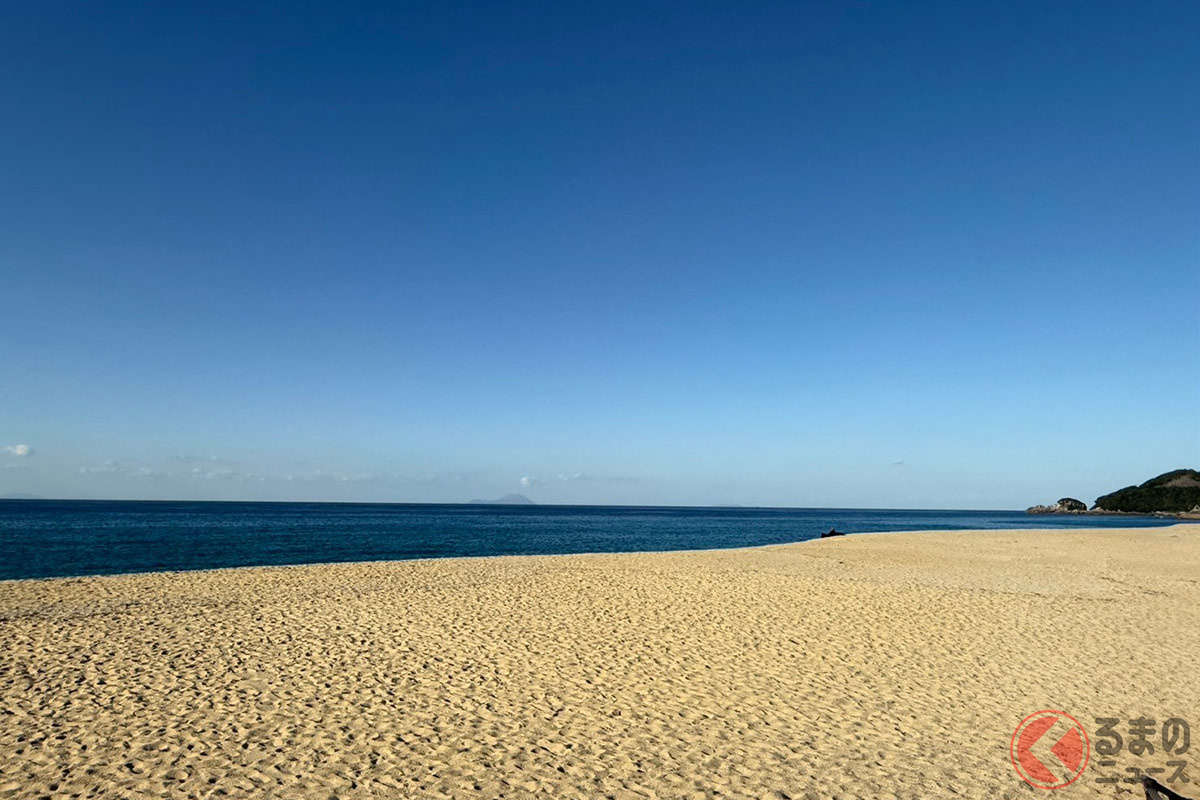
1;525;1197;799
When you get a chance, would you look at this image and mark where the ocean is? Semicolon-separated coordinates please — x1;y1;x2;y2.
0;499;1176;581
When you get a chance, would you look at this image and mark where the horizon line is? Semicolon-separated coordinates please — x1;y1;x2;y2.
0;495;1052;514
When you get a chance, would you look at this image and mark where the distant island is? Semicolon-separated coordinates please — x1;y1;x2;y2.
1027;497;1088;514
1028;468;1200;517
468;493;536;505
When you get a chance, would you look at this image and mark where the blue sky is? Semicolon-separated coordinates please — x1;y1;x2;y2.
2;1;1197;508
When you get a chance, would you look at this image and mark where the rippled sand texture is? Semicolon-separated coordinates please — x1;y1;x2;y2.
1;525;1197;799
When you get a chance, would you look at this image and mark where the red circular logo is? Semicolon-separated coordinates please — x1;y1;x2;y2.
1010;710;1090;789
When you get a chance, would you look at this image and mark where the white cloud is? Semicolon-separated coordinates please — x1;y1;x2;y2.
283;470;390;485
68;457;463;491
521;472;640;487
2;444;31;457
76;460;167;480
189;467;267;482
131;466;168;480
182;465;393;485
174;454;240;466
76;461;120;475
519;475;553;487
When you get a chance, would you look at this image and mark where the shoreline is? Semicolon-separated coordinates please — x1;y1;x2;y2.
1026;508;1200;519
1;521;1192;587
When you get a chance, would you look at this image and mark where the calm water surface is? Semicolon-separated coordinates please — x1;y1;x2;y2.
0;500;1176;581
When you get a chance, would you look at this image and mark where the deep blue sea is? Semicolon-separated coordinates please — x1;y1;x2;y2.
0;500;1177;581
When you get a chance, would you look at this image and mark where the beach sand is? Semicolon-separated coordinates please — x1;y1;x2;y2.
1;525;1197;799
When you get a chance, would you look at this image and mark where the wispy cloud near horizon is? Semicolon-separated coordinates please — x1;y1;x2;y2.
173;454;241;466
521;472;640;488
69;457;448;490
76;460;168;480
2;444;32;457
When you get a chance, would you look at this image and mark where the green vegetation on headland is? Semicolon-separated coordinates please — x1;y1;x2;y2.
1093;469;1200;514
1028;469;1200;516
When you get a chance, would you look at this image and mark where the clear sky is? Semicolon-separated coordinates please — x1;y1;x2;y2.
2;1;1197;508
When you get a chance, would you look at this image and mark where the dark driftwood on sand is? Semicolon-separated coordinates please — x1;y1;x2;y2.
1144;777;1195;800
